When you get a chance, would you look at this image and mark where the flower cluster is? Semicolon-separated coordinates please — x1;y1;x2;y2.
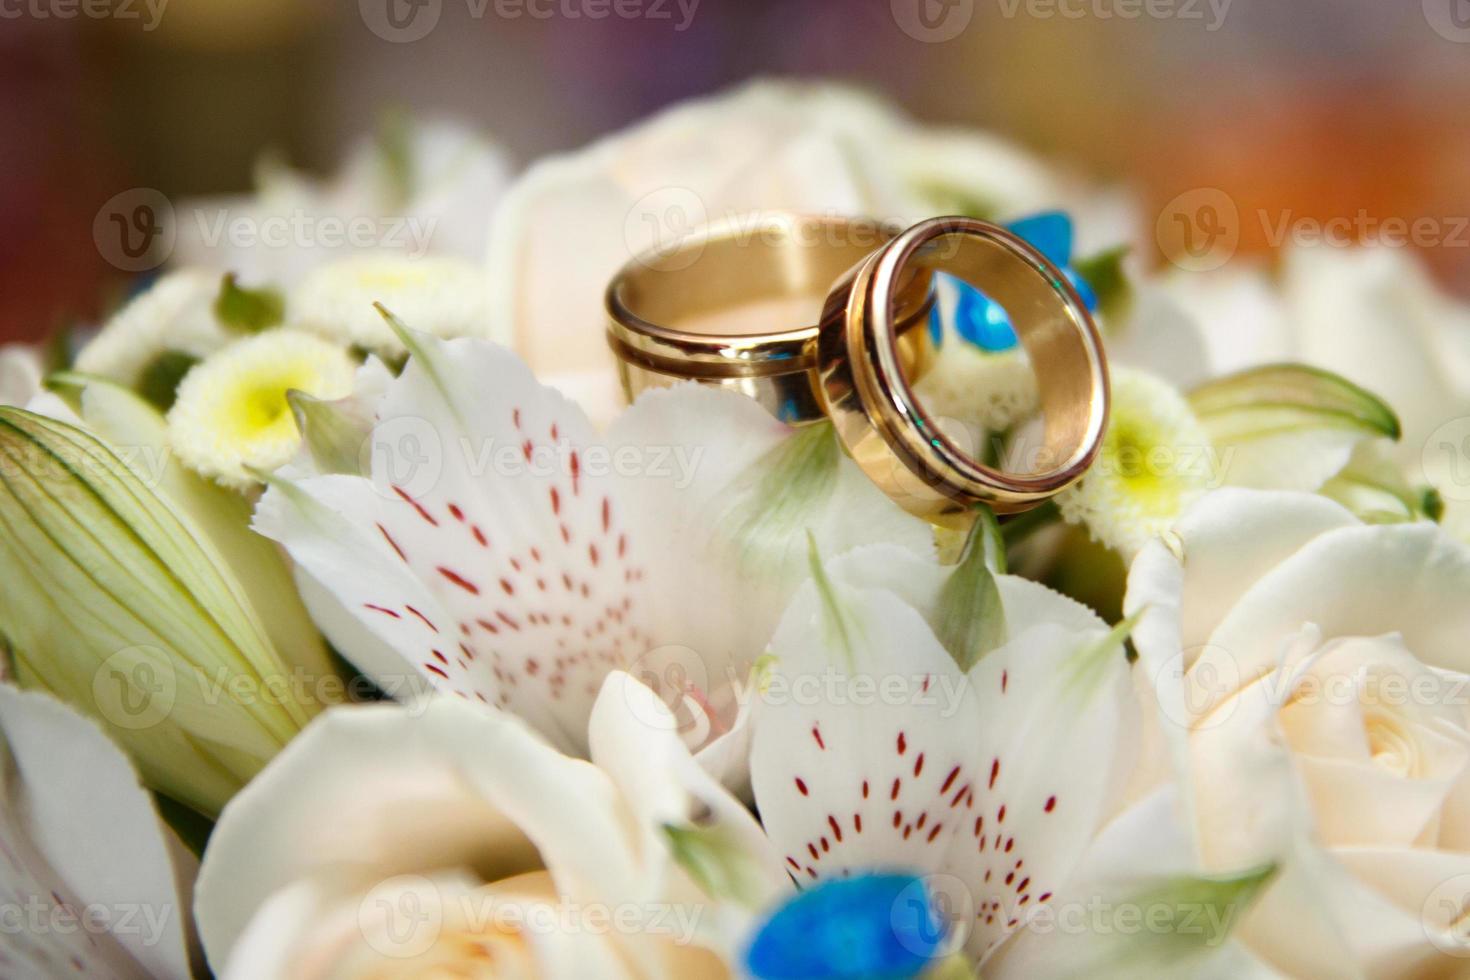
2;81;1468;980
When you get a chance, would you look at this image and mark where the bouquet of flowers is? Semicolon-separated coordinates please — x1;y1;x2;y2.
3;80;1468;980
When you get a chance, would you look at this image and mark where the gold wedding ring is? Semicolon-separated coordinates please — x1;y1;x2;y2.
605;213;935;424
818;216;1109;522
606;213;1110;521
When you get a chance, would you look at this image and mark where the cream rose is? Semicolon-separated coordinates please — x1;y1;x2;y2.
195;674;781;979
1126;488;1470;978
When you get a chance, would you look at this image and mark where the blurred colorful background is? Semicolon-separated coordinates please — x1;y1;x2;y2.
5;0;1469;343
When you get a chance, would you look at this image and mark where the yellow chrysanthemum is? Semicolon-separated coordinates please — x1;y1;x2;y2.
1057;368;1215;558
289;255;489;353
168;330;357;488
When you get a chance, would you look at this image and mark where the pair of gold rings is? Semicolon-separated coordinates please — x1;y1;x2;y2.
605;213;1110;524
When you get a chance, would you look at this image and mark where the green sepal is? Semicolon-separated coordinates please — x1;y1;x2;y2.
933;507;1007;671
662;821;770;910
213;273;285;335
1074;245;1132;320
1188;363;1401;444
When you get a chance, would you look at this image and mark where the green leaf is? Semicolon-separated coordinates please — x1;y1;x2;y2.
288;390;371;477
213;273;285;335
933;507;1007;671
132;350;199;411
1074;245;1133;319
1188;363;1401;444
662;822;770;909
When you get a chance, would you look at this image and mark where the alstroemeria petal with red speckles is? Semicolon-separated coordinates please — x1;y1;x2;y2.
751;548;1138;963
750;570;984;886
258;337;656;754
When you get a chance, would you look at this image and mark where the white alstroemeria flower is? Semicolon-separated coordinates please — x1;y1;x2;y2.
747;540;1274;976
1126;488;1470;977
196;673;782;979
0;685;198;979
253;328;933;783
0;343;43;407
74;269;238;389
175;118;510;286
754;542;1119;958
287;254;490;355
485;80;1089;410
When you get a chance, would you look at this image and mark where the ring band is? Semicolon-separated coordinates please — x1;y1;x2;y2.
605;213;935;424
816;216;1110;522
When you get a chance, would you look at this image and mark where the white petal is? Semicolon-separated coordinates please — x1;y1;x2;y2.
485;81;913;381
1208;522;1470;689
1125;489;1357;658
0;685;194;979
195;698;645;970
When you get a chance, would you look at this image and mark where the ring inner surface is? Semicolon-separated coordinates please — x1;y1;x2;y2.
613;218;893;346
890;229;1103;486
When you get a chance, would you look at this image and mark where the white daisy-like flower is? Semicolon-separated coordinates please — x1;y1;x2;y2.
1056;368;1214;558
288;255;489;354
75;269;236;386
168;329;357;489
914;345;1039;438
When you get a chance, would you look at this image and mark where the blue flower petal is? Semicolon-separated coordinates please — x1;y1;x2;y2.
953;280;1019;352
744;874;947;980
1006;210;1073;267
